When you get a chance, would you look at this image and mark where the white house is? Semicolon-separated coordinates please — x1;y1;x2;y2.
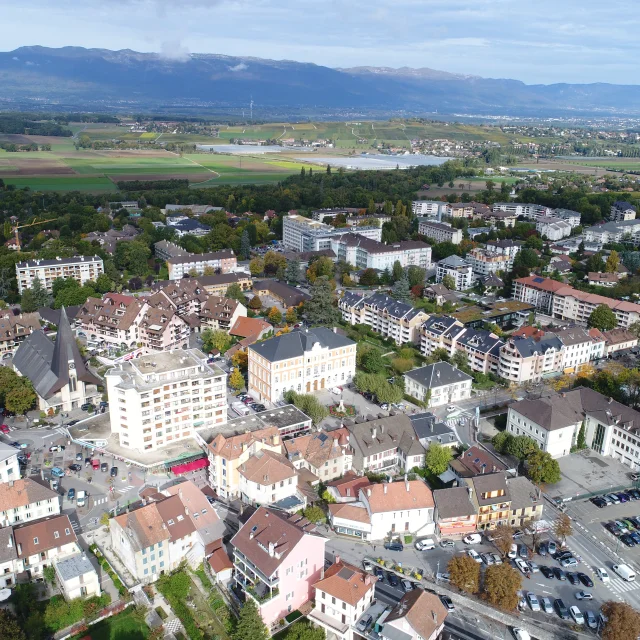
536;217;572;240
436;255;473;291
0;443;20;484
54;553;101;601
381;590;448;640
403;362;472;407
237;450;300;507
0;478;60;527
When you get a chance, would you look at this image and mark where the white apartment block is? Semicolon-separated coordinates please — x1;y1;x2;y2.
498;336;564;384
0;479;60;527
536;217;572;240
552;209;582;227
492;202;551;220
436;255;474;290
106;349;227;452
54;554;101;601
283;214;381;252
16;256;104;294
485;240;522;265
553;327;605;370
611;201;637;222
339;292;429;345
467;248;510;278
411;201;447;218
417;220;463;245
248;328;356;403
330;234;432;271
551;288;640;329
0;443;20;484
167;250;237;280
238;450;299;507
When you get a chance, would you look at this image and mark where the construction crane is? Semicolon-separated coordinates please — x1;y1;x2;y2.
11;218;56;251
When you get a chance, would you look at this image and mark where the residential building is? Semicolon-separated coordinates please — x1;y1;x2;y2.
480;210;518;228
282;214;381;252
0;478;60;527
611;201;637;222
587;272;621;287
602;328;638;356
84;224;139;254
166;217;210;238
252;280;311;308
423;284;459;306
109;200;138;211
54;554;101;600
512;275;570;314
138;306;190;352
325;471;372;504
283;429;352;481
0;443;20;484
206;427;282;500
465;473;511;530
227;317;273;356
554;327;605;371
165;204;219;216
433;486;477;538
0;528;17;588
409;412;459;449
498;335;564;383
436;255;473;290
14;514;79;579
77;294;146;349
551;286;640;328
168;250;237;280
417;220;463;245
248;328;356;403
403;362;472;407
381;589;447;640
448;445;509;480
451;300;534;330
309;559;376;640
467;248;510;278
339;292;429;345
536;217;572;240
485;239;523;264
506;476;544;527
147;279;210;318
552;208;582;227
0;312;41;356
16;256;104;294
583;219;640;246
448;201;491;219
199;297;246;332
281;249;336;269
327;503;373;540
411;200;448;218
105;349;227;452
347;415;425;475
195;272;253;296
155;241;190;261
231;507;326;627
13;308;101;413
492;202;551;219
238;450;299;507
330;234;432;271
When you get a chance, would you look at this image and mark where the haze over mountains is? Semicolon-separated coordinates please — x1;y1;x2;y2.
2;46;640;117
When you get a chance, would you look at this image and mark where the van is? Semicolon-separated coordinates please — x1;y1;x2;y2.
415;539;436;551
463;534;482;545
76;490;86;507
613;564;636;582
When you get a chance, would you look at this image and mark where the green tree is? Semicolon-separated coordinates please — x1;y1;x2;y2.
406;265;426;287
229;368;245;391
492;431;512;453
268;306;282;325
588;304;618;331
285;258;301;285
226;282;248;306
240;230;251;260
426;347;450;364
283;390;329;425
605;250;620;274
43;565;56;589
248;295;263;310
202;328;232;354
21;274;50;311
359;268;379;286
505;435;537;460
234;598;268;640
304;276;341;326
512;248;539;278
283;621;326;640
526;449;561;485
0;609;25;640
391;271;411;303
576;421;587;449
307;256;335;284
451;351;470;372
447;555;480;594
5;378;36;415
249;257;264;276
424;443;453;475
264;250;287;276
441;274;456;290
585;252;605;273
483;564;521;611
20;288;38;313
95;272;115;295
391;260;404;283
303;505;326;524
361;349;386;374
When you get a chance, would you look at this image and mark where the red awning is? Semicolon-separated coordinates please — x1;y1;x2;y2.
171;458;209;475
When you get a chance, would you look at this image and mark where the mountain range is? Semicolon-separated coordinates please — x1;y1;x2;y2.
2;46;640;116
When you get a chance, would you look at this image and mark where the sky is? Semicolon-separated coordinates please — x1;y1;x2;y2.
3;0;640;84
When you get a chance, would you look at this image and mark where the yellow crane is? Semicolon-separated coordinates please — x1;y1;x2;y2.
11;218;57;250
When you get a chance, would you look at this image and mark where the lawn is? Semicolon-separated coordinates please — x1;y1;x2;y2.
69;607;149;640
0;175;117;191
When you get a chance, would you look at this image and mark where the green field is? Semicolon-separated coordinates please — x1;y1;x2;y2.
0;176;118;192
69;607;149;640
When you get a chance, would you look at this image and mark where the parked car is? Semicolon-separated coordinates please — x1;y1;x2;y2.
440;539;455;549
591;497;608;508
81;403;94;412
553;568;567;581
380;403;389;411
415;539;435;551
75;453;82;461
388;572;399;587
374;566;384;580
357;615;372;632
526;592;540;612
436;572;450;582
518;545;528;559
578;573;594;588
538;543;547;556
584;610;598;630
467;549;482;563
68;463;82;472
515;559;530;575
547;541;557;555
512;630;530;640
561;557;578;568
401;580;414;592
570;606;585;624
575;591;592;600
567;572;580;585
512;529;524;539
101;462;108;472
526;561;539;574
440;595;455;611
67;488;76;501
540;566;555;579
50;467;65;478
607;493;621;504
110;466;119;477
540;597;554;614
555;599;570;620
481;553;494;565
384;541;403;552
463;534;482;545
491;554;503;565
0;424;9;434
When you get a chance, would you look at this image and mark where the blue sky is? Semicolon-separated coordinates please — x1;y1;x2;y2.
5;0;639;84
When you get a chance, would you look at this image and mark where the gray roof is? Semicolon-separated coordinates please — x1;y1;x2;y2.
404;362;472;390
55;553;96;582
422;315;464;338
506;476;539;512
382;624;413;640
167;250;235;266
457;328;504;355
481;274;504;287
486;239;524;249
253;280;311;306
0;442;18;463
468;473;509;506
0;528;17;564
509;394;583;432
613;201;637;211
409;413;457;445
348;414;424;463
16;256;102;268
552;327;593;347
433;486;476;519
419;220;458;232
438;255;470;268
362;293;424;321
37;306;80;325
249;327;354;363
13;307;99;399
508;335;563;358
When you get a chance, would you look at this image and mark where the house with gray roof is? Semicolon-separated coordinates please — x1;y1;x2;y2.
13;307;101;413
347;414;425;475
506;476;544;527
433;486;478;538
409;413;458;449
0;528;17;589
403;362;472;408
436;255;473;291
54;553;101;601
339;292;429;345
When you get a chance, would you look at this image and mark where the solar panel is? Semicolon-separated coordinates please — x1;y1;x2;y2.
533;277;544;283
338;568;355;580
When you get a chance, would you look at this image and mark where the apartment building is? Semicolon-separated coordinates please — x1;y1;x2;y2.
506;475;544;527
154;240;189;261
309;560;375;640
611;201;637;222
283;429;352;482
14;514;79;579
479;210;518;228
166;217;210;238
54;554;101;601
411;200;448;218
0;528;17;588
168;250;237;280
436;255;474;290
106;349;227;452
339;292;429;345
552;208;582;227
583;219;640;246
417;220;463;245
0;478;60;527
498;335;564;383
466;473;511;530
536;217;572;240
0;311;41;356
0;443;20;484
433;487;477;538
467;248;510;278
381;590;448;640
231;507;326;627
330;234;432;271
485;239;523;264
199;296;246;332
449;445;509;480
404;362;472;407
247;328;356;403
138;306;190;352
238;450;299;507
207;427;282;500
252;280;311;308
492;202;551;219
16;256;104;294
554;327;605;370
148;279;209;317
512;275;568;314
282;214;381;252
602;328;638;356
77;294;146;348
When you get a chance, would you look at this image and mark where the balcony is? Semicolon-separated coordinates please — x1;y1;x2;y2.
308;608;349;636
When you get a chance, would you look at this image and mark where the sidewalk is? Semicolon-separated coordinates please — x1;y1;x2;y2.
91;524;138;589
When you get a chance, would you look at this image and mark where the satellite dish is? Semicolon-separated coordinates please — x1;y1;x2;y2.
0;588;11;601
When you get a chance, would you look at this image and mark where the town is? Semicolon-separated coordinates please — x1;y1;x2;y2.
0;170;639;640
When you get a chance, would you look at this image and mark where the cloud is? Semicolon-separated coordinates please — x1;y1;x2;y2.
159;39;190;62
228;62;247;72
12;56;18;60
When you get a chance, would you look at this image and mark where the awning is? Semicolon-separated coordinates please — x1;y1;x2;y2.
171;458;209;475
438;469;457;484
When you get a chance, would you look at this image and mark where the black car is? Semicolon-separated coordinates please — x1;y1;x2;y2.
567;572;580;585
388;572;399;587
621;534;636;547
66;419;79;427
68;463;82;472
578;573;594;587
101;462;108;472
554;598;570;620
555;551;573;561
591;497;607;508
110;466;118;477
384;542;404;551
440;595;455;611
540;566;555;579
553;567;567;581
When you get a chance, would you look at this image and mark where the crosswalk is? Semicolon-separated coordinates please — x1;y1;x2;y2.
608;577;640;595
70;519;81;533
93;497;108;505
116;485;135;494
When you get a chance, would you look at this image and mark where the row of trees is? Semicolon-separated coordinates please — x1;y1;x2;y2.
492;432;561;484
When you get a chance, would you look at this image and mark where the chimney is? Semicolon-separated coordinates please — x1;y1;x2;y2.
468;485;473;499
333;327;337;333
371;427;377;439
432;611;438;624
405;479;410;492
346;488;351;497
383;484;388;494
268;542;275;557
335;554;340;565
367;488;371;497
365;574;373;586
609;397;614;404
7;534;12;548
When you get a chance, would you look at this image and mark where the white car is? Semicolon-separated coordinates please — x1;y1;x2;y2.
526;592;540;612
540;597;554;614
436;572;450;582
515;558;531;575
331;387;342;395
463;534;482;545
508;543;518;559
596;567;610;583
415;539;435;551
512;629;531;640
570;606;584;625
526;561;540;574
446;405;456;412
467;549;482;563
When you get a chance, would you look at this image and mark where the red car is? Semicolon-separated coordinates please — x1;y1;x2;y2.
0;425;9;434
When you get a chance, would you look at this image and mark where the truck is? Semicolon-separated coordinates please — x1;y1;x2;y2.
76;490;87;507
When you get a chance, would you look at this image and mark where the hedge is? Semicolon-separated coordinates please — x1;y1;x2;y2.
89;544;128;597
43;593;112;631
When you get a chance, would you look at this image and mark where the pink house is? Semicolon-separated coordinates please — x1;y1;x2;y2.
231;506;326;628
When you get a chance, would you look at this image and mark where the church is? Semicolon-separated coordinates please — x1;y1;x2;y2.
13;307;101;413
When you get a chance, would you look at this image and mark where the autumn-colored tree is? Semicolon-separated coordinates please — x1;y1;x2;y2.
601;601;640;640
229;368;245;391
554;513;573;545
605;250;621;274
248;295;263;310
447;555;480;594
483;564;521;611
286;307;298;324
231;350;248;372
491;525;514;558
268;306;282;325
249;257;264;276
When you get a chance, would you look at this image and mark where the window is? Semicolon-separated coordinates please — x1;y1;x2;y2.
54;531;59;539
33;537;39;545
